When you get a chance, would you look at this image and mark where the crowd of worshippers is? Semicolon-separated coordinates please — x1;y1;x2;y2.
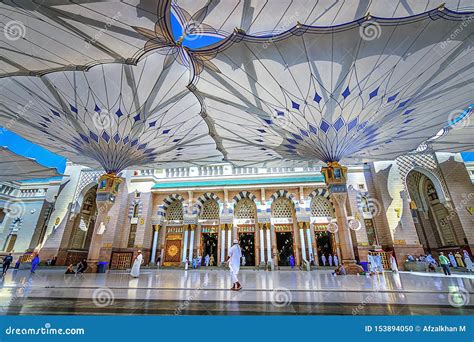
405;250;473;273
184;254;216;269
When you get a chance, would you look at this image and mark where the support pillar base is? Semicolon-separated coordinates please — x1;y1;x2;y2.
343;261;364;275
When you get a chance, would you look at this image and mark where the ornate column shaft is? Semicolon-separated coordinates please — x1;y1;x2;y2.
322;162;362;274
259;224;265;264
150;225;160;264
298;222;307;261
220;225;226;265
181;226;189;262
188;225;195;259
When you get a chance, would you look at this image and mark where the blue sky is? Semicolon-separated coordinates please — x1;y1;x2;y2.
0;130;66;173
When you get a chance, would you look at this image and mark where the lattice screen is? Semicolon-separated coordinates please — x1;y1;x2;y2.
166;200;183;220
235;198;256;219
310;196;334;217
199;200;219;220
271;197;293;218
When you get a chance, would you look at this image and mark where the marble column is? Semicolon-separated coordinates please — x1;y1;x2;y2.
220;225;226;265
181;226;188;263
299;225;307;261
266;225;272;265
259;224;265;264
227;228;232;252
188;225;195;259
305;223;314;261
150;225;159;264
331;192;356;263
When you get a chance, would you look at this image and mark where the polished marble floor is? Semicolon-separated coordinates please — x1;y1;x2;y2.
0;269;472;315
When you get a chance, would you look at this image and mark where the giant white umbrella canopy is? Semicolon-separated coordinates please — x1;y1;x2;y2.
0;52;222;173
3;1;472;78
0;146;60;181
174;0;474;36
187;7;474;166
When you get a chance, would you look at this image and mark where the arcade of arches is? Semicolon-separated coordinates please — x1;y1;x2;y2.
40;157;473;271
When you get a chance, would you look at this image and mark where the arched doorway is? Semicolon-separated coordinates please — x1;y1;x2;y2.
234;198;257;266
271;197;295;266
310;195;336;265
407;170;459;253
199;199;219;265
66;185;98;265
163;199;184;266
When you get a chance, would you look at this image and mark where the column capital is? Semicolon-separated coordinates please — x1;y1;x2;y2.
154;225;160;232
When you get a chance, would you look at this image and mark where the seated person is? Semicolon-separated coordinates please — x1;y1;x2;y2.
65;264;75;274
333;264;347;275
76;259;88;274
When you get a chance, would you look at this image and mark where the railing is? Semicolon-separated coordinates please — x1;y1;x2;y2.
134;164;321;179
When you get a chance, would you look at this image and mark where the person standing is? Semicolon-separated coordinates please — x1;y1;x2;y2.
2;253;13;276
390;254;398;273
209;254;215;266
463;250;473;272
321;254;327;266
289;255;295;269
454;251;464;268
130;250;143;278
226;239;242;291
375;254;383;273
31;254;40;274
439;252;451;276
448;252;457;268
333;254;339;267
328;254;333;266
205;254;210;267
185;257;189;270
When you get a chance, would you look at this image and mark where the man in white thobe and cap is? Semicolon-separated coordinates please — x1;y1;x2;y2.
130;250;143;278
226;239;242;291
333;254;339;266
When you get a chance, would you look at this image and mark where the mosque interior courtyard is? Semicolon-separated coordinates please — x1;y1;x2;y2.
0;268;472;316
0;0;473;329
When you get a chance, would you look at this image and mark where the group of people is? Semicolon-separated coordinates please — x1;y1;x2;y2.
320;253;339;267
405;250;473;276
438;250;473;276
65;259;88;275
2;253;40;276
184;253;216;270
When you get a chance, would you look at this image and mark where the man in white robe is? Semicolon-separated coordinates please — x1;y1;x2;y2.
226;239;242;291
205;254;210;267
328;254;333;266
448;252;457;268
130;250;143;278
390;254;398;273
321;254;327;266
463;250;473;272
375;254;383;273
333;254;339;266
